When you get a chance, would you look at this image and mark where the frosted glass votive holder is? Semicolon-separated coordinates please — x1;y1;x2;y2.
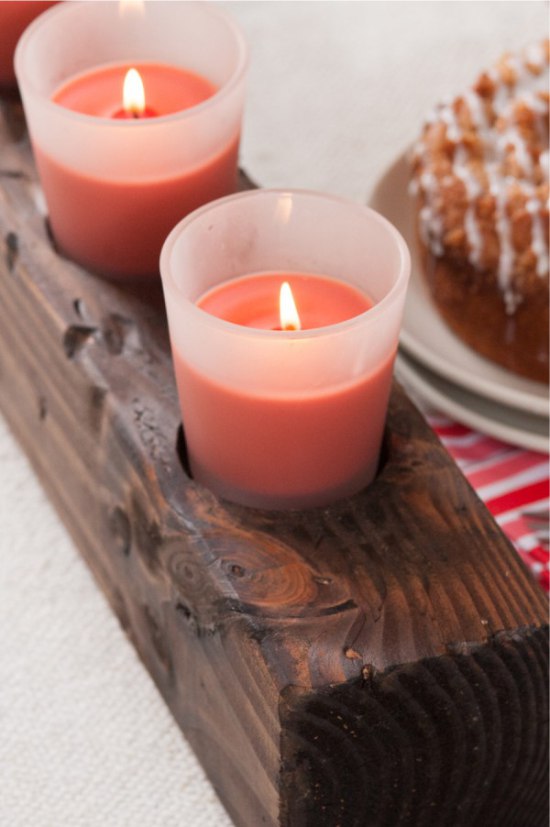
15;1;248;278
161;189;410;510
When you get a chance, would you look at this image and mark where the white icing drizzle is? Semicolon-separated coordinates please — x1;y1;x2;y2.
489;67;510;116
440;105;461;143
464;89;487;130
436;97;486;266
464;209;483;268
486;169;516;298
418;172;444;255
520;89;550;148
520;90;548;114
540;149;549;181
525;189;550;277
488;49;548;124
454;144;483;266
497;126;533;175
525;42;545;69
413;40;549;311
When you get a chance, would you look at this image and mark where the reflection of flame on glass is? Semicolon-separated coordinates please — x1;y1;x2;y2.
118;0;145;18
279;282;301;331
123;68;146;117
274;193;293;226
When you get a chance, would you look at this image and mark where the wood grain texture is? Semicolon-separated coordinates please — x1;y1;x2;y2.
0;98;548;827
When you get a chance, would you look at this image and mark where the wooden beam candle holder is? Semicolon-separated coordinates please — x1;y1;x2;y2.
0;98;548;827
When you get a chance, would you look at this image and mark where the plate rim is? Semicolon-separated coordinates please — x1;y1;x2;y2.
395;351;549;454
399;326;550;419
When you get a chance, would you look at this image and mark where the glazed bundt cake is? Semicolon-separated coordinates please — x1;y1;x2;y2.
410;41;549;383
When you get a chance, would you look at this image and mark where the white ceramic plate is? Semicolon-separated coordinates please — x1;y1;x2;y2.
395;351;549;453
369;153;549;419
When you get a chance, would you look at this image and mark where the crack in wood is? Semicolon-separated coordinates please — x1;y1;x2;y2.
101;313;136;356
108;506;132;557
4;231;18;272
132;398;171;468
37;395;47;421
0;169;26;180
73;298;87;319
62;324;97;359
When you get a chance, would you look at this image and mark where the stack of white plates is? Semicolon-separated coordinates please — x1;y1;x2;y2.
371;154;549;453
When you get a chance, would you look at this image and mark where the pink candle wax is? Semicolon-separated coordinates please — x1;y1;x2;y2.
0;2;58;91
172;272;395;509
32;62;239;278
52;62;216;118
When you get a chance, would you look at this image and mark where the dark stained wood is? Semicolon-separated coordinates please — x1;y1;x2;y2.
0;97;548;827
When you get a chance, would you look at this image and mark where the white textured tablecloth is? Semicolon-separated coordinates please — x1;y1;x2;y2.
0;3;546;825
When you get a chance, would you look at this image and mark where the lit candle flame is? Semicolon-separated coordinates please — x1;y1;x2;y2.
279;282;301;331
123;68;146;117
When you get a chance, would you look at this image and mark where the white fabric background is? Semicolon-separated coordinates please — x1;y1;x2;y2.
0;3;546;825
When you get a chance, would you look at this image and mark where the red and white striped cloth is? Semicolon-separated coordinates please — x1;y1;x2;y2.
429;415;550;593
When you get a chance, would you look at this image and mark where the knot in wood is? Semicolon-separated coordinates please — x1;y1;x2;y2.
167;547;219;618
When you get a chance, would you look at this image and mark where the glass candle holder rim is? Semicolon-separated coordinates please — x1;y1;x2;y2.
160;187;411;341
14;0;249;129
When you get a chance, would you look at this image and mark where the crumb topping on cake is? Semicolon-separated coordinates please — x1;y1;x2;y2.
410;40;549;315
